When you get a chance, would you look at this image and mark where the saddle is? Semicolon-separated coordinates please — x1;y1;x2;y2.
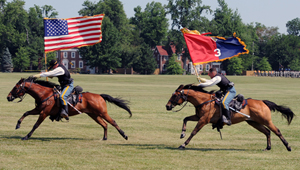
213;93;248;132
49;85;83;122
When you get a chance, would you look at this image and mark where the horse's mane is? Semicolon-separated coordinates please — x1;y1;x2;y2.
182;84;215;94
25;77;59;88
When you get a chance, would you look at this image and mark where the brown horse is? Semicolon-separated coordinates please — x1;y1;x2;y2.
166;84;295;151
7;77;132;140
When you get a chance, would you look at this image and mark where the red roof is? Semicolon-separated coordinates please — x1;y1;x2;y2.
156;45;176;56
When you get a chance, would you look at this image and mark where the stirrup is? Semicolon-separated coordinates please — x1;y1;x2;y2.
222;115;231;126
60;112;69;120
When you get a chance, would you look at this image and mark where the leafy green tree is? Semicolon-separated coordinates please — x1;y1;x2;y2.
78;0;128;73
166;0;211;74
13;46;30;72
286;17;300;36
130;2;168;48
256;57;272;71
166;54;183;75
227;57;243;75
264;34;300;70
132;43;156;74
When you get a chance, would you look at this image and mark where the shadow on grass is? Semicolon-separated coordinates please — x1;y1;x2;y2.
109;143;248;152
0;135;90;141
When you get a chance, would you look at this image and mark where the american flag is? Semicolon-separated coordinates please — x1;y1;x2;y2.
44;14;104;53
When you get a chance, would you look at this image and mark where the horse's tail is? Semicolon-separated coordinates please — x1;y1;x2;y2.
263;100;295;125
100;94;132;117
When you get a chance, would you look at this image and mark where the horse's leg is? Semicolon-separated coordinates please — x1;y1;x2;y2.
101;113;128;140
22;112;47;140
179;118;207;149
16;108;40;130
180;115;200;139
264;121;291;151
246;120;271;151
86;113;108;140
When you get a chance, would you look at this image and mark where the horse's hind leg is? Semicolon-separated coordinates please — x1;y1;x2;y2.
101;113;128;140
265;121;291;151
86;113;108;140
181;115;200;139
16;108;40;130
246;120;271;151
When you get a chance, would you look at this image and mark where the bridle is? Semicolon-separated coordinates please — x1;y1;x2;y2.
11;78;33;103
169;88;190;112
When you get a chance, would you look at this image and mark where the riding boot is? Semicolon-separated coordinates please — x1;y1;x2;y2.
60;105;69;119
222;108;232;126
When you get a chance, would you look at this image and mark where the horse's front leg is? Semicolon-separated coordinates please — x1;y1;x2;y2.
22;112;47;140
16;108;41;130
179;117;208;149
181;115;200;139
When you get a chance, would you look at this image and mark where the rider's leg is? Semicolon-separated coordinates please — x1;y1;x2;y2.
60;82;74;118
221;86;236;125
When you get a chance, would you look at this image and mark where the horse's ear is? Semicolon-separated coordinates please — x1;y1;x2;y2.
177;84;184;91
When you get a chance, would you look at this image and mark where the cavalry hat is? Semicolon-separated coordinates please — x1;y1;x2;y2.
48;60;58;70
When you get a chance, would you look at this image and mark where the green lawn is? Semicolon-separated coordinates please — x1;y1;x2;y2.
1;73;300;169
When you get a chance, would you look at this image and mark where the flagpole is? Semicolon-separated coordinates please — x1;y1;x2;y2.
193;65;200;83
44;53;48;81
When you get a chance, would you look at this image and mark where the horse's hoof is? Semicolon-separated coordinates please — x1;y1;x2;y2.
16;124;20;130
178;145;185;149
287;146;291;152
102;137;107;141
21;136;28;140
180;133;186;139
124;135;128;140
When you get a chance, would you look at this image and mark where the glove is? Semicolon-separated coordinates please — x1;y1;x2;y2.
197;76;207;83
33;74;41;78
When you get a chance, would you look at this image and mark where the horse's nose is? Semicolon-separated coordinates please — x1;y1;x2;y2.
166;105;172;111
7;96;14;102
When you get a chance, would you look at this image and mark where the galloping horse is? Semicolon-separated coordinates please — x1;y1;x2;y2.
7;77;132;140
166;84;295;151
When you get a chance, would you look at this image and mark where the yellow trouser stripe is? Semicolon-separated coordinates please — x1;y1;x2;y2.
222;91;230;109
61;85;69;105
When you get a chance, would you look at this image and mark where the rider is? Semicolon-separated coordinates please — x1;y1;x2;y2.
33;59;74;119
196;68;236;125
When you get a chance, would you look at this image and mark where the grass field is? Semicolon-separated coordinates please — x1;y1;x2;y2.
1;73;300;169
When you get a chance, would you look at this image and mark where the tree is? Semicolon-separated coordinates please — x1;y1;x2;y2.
130;2;168;48
166;0;211;74
13;46;30;72
286;17;300;36
255;57;272;71
227;57;243;75
132;43;156;74
166;54;183;75
78;0;128;73
264;34;300;70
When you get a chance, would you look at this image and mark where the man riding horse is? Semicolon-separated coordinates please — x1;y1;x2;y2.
33;59;73;119
196;68;235;125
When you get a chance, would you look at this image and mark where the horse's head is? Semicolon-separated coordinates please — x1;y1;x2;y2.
7;77;35;102
166;84;190;111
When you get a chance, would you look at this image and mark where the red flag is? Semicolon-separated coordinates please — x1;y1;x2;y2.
44;14;104;53
181;28;249;65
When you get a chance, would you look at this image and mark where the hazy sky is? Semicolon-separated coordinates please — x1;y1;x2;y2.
15;0;300;34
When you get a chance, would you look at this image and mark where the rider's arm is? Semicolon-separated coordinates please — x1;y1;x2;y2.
198;76;221;87
40;67;65;77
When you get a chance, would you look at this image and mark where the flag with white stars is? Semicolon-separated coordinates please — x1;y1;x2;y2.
44;14;105;53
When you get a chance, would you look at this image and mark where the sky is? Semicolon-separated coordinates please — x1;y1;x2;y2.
13;0;300;34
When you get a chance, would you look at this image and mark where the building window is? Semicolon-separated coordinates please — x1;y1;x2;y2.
71;61;75;68
206;64;210;71
79;61;83;68
79;54;82;58
164;56;168;61
56;51;59;58
199;65;203;71
163;64;166;71
63;52;68;58
71;52;75;58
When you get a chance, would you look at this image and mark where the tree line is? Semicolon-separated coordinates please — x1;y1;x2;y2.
1;0;300;74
